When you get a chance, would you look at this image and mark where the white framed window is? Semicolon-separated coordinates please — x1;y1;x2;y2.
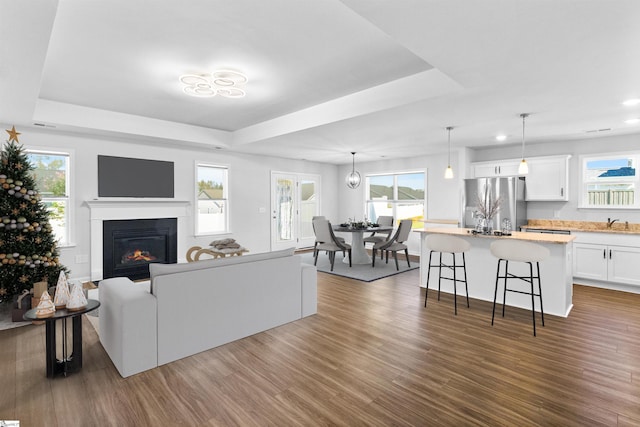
26;149;72;246
580;153;638;209
365;171;426;227
195;163;229;235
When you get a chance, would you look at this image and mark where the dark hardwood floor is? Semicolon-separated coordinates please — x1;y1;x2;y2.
1;267;640;426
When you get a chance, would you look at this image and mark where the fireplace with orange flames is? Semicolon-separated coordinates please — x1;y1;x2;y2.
103;218;177;281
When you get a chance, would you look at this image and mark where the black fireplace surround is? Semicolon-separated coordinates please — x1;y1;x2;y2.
103;218;177;281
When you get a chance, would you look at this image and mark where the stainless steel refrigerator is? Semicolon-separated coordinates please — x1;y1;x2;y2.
463;177;527;231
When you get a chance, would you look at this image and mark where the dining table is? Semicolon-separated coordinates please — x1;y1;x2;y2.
333;225;394;264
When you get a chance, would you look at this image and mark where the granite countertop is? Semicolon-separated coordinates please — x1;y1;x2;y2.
419;219;459;225
415;227;575;244
524;219;640;235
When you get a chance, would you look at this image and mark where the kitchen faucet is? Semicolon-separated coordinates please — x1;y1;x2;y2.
607;218;619;228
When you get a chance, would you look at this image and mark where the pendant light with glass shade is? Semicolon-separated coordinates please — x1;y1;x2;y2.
518;113;529;174
345;152;361;189
444;126;454;179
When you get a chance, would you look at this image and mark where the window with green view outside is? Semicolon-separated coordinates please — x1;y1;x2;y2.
366;172;426;227
27;151;70;246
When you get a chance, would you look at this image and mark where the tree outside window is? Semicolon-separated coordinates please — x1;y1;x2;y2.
27;151;70;245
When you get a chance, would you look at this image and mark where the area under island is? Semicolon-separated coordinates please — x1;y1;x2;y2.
415;228;575;317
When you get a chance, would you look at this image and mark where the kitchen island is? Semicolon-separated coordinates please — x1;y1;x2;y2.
415;228;575;317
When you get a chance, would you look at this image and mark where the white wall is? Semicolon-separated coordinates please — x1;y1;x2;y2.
471;133;640;224
6;126;338;281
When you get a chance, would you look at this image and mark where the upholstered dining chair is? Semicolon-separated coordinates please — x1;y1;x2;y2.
371;219;413;270
312;218;352;271
363;215;394;258
312;216;345;257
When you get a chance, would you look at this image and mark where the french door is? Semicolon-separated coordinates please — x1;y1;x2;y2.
271;172;320;250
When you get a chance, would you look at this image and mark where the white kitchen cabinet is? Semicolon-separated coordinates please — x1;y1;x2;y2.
470;159;521;178
525;155;570;201
573;243;609;281
573;232;640;287
608;245;640;285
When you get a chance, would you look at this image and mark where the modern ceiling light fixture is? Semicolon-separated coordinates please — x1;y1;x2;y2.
346;152;361;189
444;126;454;179
518;113;530;175
179;70;248;98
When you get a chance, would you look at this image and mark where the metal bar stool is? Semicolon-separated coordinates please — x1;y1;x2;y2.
490;239;550;336
424;234;471;315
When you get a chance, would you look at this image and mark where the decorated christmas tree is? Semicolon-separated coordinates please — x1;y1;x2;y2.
0;126;68;303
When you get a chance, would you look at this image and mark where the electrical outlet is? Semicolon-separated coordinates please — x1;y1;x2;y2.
553;210;560;218
259;207;266;213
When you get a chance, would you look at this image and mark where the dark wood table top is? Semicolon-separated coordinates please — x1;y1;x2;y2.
333;225;393;233
23;299;100;322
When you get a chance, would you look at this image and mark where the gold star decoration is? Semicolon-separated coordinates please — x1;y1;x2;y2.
0;288;6;296
15;162;23;170
12;208;19;215
6;126;20;143
19;275;29;283
35;237;42;244
20;203;28;209
16;235;25;242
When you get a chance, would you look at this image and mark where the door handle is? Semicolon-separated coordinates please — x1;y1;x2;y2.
560;187;564;197
609;249;612;259
603;249;606;259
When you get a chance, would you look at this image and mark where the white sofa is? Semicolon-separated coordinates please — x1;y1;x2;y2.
99;248;317;377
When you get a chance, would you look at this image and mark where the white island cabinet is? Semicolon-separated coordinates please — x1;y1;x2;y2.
415;228;575;317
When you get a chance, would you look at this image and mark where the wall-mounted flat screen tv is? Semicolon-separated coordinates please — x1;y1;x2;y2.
98;155;174;198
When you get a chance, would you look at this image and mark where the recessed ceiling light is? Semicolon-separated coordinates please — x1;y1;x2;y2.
622;99;640;107
179;70;247;98
624;118;640;124
495;135;507;142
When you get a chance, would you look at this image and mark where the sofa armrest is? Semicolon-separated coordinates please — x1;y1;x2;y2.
301;264;317;317
99;277;158;377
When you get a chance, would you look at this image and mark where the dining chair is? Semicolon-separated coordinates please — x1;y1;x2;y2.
363;215;394;258
371;219;413;270
312;215;345;257
312;218;352;271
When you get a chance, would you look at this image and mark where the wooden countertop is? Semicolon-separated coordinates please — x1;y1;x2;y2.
414;227;575;244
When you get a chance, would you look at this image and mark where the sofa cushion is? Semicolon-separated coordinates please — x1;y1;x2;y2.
149;247;295;294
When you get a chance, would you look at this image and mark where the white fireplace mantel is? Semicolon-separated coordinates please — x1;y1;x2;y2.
86;199;191;280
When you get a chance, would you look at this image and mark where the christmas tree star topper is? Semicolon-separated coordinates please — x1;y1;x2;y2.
6;126;21;143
